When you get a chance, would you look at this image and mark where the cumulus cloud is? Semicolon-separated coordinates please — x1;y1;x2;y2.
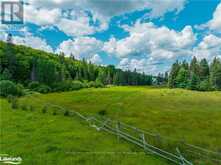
25;6;61;26
56;37;103;59
13;35;53;53
89;54;103;64
29;0;186;19
193;34;221;60
197;2;221;33
208;2;221;33
25;0;187;36
104;22;196;60
117;58;171;75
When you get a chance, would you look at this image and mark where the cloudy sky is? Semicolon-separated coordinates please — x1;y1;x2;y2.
0;0;221;75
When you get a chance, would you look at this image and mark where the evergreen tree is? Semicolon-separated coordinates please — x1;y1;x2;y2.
176;67;189;88
210;58;221;90
189;72;200;90
199;58;209;80
168;61;180;88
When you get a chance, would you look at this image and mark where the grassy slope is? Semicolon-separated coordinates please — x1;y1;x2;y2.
0;99;168;165
18;86;221;152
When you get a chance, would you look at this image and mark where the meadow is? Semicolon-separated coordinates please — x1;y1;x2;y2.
1;86;221;164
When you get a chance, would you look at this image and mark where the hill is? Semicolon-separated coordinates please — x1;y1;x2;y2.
0;41;152;88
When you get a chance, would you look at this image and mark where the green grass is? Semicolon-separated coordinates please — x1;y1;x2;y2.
0;98;168;165
1;86;221;164
19;86;221;151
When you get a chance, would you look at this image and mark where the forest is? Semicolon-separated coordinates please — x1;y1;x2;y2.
168;57;221;91
0;41;152;95
0;41;221;97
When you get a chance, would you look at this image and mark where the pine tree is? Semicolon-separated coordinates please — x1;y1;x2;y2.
176;67;188;88
189;72;200;90
168;61;180;88
210;58;221;90
199;58;209;80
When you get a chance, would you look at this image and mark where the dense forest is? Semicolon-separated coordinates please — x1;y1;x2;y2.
168;57;221;91
0;40;221;97
0;41;152;95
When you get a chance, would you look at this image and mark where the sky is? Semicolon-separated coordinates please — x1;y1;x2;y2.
0;0;221;75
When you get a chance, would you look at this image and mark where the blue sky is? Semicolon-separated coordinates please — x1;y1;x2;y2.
1;0;221;75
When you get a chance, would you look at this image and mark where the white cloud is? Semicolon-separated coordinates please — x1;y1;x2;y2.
13;36;53;53
56;37;103;59
56;17;95;36
25;6;61;26
104;22;195;60
29;0;186;19
208;2;221;33
117;58;170;75
89;54;103;64
193;34;221;60
25;0;187;36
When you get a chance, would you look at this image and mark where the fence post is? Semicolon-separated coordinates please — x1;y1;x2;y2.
116;121;120;141
176;148;193;165
141;133;147;151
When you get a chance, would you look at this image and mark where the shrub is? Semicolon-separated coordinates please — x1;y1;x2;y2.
53;80;84;92
0;80;24;97
16;83;25;96
28;81;40;90
70;81;84;90
11;97;18;109
35;85;51;93
64;110;69;116
53;81;72;92
87;81;104;88
87;81;95;88
94;81;104;88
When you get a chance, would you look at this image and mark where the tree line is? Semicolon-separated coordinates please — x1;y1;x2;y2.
0;41;152;94
168;57;221;91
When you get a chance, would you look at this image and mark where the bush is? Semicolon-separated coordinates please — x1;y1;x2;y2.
53;80;84;92
87;81;104;88
35;84;51;93
0;80;24;97
94;81;104;88
53;81;73;92
70;81;84;90
87;81;95;88
28;81;40;89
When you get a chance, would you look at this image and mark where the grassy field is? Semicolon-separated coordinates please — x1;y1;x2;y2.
0;99;168;165
1;86;221;164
